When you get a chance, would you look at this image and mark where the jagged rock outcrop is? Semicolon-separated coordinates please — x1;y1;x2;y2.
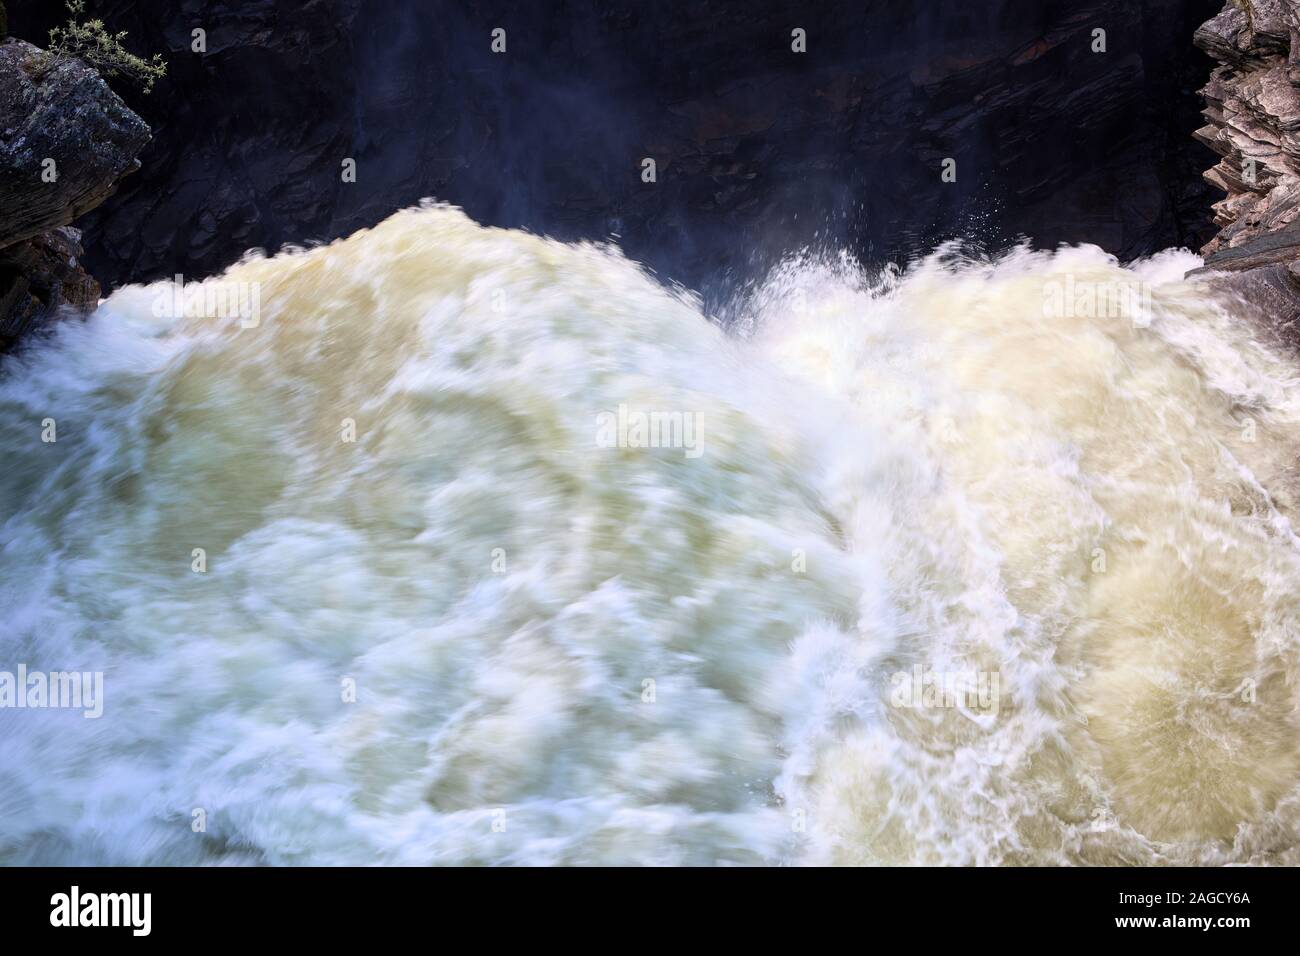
0;37;150;351
1195;1;1300;253
1191;0;1300;337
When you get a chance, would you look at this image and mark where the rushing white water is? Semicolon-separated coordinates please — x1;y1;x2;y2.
1;204;1299;865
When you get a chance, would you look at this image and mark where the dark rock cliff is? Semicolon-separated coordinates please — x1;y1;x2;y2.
7;0;1219;305
0;36;150;351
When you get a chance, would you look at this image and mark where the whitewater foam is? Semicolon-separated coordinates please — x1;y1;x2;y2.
1;204;1298;865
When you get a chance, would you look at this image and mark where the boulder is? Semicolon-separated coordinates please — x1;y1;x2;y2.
0;37;150;350
0;39;150;250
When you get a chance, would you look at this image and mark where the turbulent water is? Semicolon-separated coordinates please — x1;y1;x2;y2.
2;204;1300;866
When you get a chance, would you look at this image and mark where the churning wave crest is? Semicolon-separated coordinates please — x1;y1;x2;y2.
2;204;1299;865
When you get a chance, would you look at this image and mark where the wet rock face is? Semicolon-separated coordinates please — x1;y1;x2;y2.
0;37;150;351
6;0;1218;301
0;227;101;350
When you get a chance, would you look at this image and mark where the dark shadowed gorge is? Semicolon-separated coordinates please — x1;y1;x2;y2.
8;0;1220;304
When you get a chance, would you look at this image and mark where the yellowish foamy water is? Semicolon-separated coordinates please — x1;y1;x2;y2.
1;205;1298;865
